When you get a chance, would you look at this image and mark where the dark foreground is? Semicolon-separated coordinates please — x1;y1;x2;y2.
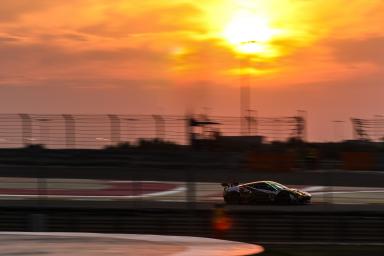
1;201;383;244
255;244;384;256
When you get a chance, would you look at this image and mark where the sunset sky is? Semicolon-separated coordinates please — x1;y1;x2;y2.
0;0;383;141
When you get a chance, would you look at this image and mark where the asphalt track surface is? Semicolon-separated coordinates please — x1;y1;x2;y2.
0;177;383;205
0;232;264;256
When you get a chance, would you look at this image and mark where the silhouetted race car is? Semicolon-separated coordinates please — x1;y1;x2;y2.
222;181;311;205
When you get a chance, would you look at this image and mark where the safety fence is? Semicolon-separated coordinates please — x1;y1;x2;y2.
0;114;305;149
352;117;384;141
1;114;383;149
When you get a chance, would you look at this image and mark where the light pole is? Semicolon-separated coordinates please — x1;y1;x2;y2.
246;109;257;136
374;115;384;141
240;41;256;136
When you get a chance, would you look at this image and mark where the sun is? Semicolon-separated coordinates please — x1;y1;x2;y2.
222;10;283;56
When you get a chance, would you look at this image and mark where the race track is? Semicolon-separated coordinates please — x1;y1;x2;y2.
0;177;383;205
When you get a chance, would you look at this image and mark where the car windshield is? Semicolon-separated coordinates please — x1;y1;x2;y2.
267;181;288;190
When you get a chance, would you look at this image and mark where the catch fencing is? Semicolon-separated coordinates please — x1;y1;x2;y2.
352;117;384;141
0;114;305;149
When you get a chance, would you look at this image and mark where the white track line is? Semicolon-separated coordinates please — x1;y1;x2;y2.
312;190;384;195
302;186;325;192
0;186;186;199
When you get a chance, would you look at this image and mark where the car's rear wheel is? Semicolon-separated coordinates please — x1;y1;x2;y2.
224;192;241;204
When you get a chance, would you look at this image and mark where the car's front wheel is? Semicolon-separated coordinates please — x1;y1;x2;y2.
275;191;292;204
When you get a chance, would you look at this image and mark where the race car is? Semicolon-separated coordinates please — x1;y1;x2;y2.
222;180;311;205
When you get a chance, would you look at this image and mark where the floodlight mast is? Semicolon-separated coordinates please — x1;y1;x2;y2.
240;40;256;135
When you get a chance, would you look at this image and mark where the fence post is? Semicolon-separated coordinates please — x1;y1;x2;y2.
108;114;121;145
19;113;32;147
253;111;258;135
62;114;76;149
297;110;307;141
152;115;165;140
186;115;194;146
294;116;305;141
